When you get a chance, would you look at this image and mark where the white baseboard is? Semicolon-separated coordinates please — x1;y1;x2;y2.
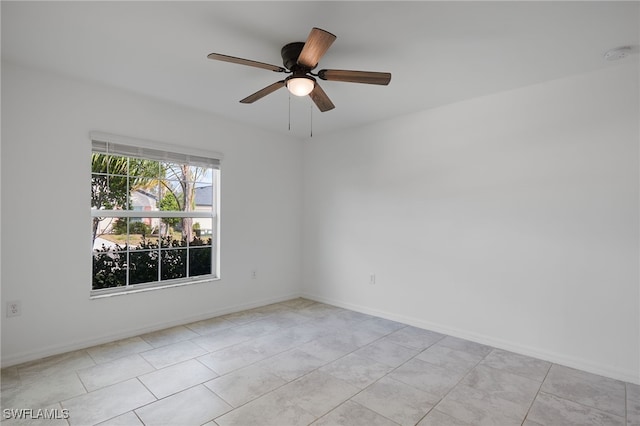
302;292;640;385
1;292;301;368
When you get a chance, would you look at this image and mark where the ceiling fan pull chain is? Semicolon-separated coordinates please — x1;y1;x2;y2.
288;93;291;131
310;104;313;138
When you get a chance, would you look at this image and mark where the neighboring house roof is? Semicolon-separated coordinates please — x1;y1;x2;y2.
195;186;213;207
136;189;158;200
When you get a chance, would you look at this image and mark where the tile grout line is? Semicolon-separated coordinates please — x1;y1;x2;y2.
340;333;452;426
536;365;628;420
134;375;159;402
75;370;90;395
536;387;628;421
57;401;71;426
411;343;495;426
134;409;146;426
308;399;402;426
130;381;231;424
520;362;552;425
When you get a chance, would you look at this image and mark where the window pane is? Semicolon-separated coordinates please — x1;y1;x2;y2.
196;168;213;186
130;190;159;213
92;247;126;289
91;153;128;176
160;179;184;211
158;181;183;212
192;218;213;237
194;186;213;215
143;181;162;205
92;217;119;244
128;218;159;251
129;250;158;285
91;174;129;210
162;162;190;183
158;215;182;240
189;229;212;245
129;159;161;213
129;159;161;179
189;246;212;277
161;248;187;280
106;218;129;244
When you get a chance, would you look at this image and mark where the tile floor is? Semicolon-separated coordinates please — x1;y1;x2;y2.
1;298;638;426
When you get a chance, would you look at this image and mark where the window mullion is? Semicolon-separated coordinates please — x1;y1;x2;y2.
186;233;190;278
125;219;131;287
91;210;212;218
157;240;162;284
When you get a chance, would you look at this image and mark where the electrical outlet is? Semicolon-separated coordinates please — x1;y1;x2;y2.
251;269;257;279
7;301;21;317
369;274;376;285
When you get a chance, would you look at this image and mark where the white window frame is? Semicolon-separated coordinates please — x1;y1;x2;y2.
90;132;222;298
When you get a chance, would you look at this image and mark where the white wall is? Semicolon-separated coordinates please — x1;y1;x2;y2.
302;63;639;383
2;59;638;385
1;62;303;366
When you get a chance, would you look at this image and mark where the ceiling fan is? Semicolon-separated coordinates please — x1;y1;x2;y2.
207;27;391;112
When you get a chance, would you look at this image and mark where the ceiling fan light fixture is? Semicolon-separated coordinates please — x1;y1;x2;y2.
286;76;315;96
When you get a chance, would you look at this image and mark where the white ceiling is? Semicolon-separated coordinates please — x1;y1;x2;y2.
2;1;638;139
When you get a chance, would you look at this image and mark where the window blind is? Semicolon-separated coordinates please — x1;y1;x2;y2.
90;131;222;169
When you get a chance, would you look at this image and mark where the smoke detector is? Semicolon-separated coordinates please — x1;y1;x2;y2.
604;46;632;61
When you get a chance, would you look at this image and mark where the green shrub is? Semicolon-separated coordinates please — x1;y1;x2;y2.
111;220;151;236
130;221;151;236
112;219;127;235
92;236;213;289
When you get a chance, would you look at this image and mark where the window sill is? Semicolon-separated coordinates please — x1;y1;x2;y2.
90;276;220;299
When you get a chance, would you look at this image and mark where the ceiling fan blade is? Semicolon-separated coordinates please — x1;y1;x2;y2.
309;83;335;112
240;80;286;104
297;28;336;69
207;53;285;73
318;69;391;85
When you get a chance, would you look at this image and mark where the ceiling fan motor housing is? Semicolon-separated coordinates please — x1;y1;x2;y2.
281;42;307;71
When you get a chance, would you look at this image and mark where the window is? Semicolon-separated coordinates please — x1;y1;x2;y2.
90;132;221;296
